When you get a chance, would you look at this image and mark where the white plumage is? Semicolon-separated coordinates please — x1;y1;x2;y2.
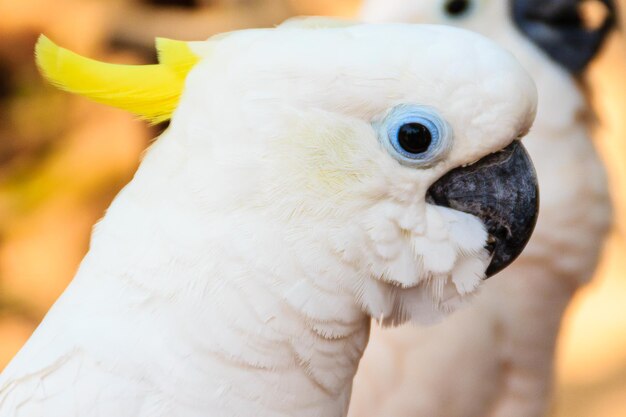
350;2;612;417
0;20;537;417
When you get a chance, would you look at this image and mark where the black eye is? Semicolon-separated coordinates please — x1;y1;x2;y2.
397;123;432;155
381;105;451;167
445;0;471;17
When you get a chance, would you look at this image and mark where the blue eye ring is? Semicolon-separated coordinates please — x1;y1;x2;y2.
378;105;453;168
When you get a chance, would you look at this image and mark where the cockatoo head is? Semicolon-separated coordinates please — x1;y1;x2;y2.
36;20;538;324
361;0;616;73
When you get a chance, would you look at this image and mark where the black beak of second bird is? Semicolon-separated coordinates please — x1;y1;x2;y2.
512;0;616;74
426;141;539;278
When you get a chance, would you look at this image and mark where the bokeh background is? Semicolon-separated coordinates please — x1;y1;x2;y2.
0;0;625;415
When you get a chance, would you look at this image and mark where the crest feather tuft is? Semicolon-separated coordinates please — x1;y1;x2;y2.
35;35;200;124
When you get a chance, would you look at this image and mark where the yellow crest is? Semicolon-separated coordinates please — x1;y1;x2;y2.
35;35;201;124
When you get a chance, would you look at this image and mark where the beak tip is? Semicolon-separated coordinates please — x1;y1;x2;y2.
484;196;539;279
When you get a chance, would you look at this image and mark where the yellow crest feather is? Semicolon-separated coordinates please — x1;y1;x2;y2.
35;35;200;124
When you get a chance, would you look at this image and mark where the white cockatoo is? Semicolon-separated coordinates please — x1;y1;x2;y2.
350;2;614;417
0;20;539;417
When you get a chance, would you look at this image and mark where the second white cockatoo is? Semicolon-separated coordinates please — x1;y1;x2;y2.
350;2;614;417
0;19;539;417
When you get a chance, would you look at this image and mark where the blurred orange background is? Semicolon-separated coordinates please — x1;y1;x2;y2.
0;1;625;416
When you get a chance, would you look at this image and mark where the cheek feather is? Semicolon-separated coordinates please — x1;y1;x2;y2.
267;117;379;200
355;201;490;324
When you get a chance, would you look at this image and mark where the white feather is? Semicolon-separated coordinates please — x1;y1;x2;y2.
0;21;537;417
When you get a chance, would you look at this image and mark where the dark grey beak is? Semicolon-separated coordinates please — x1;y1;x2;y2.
426;141;539;278
511;0;616;73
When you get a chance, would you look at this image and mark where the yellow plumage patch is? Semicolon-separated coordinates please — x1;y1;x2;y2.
35;35;200;124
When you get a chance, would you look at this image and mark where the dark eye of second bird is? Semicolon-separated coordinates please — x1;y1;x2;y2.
398;123;432;155
445;0;470;16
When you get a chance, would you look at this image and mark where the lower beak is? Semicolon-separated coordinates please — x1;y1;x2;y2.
511;0;616;73
426;141;539;278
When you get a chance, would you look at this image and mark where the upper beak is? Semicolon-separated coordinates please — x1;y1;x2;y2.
511;0;616;73
426;141;539;278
